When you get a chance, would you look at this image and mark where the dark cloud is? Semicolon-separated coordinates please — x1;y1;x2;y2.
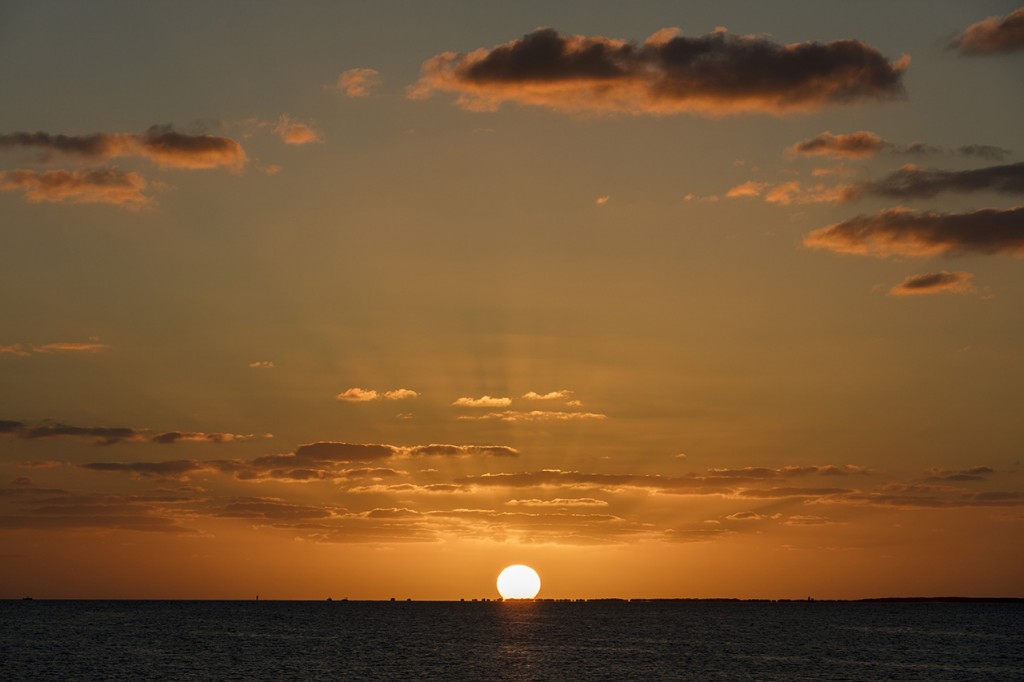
849;162;1024;201
81;460;208;479
926;466;995;482
738;487;853;498
804;206;1024;258
958;144;1012;162
1;419;260;446
889;271;975;297
217;498;333;521
0;126;246;170
405;444;518;457
0;488;197;533
0;168;148;207
410;27;907;116
951;8;1024;56
288;442;397;463
787;132;1011;161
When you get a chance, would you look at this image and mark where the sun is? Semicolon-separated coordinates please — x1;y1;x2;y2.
496;564;541;599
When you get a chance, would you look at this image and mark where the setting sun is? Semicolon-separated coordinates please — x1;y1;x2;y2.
496;565;541;599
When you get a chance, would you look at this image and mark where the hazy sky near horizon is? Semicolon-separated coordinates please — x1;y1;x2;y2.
1;0;1023;599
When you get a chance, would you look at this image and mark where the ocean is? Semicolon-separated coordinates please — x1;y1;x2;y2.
2;600;1022;680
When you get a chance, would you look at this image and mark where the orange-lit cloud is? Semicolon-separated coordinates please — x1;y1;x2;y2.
725;181;769;198
951;7;1024;55
31;342;111;353
248;360;274;369
506;498;608;507
273;115;322;145
333;68;382;97
804;206;1024;258
788;130;887;158
0;126;246;170
889;271;975;297
522;390;573;400
452;395;512;407
456;410;607;422
766;181;853;205
410;27;908;116
595;195;610;205
0;168;148;207
1;342;111;356
336;387;419;402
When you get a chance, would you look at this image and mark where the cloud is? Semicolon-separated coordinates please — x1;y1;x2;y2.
248;361;274;369
0;345;31;356
151;431;264;444
32;342;111;353
333;68;382;97
788;131;887;158
0;419;261;446
0;168;148;207
336;387;419;402
788;132;1011;161
506;498;608;507
724;511;768;521
803;206;1024;258
595;195;610;205
725;181;769;198
738;487;854;498
135;125;246;169
403;444;518;458
81;460;209;479
383;389;419;400
951;8;1024;56
409;27;908;116
452;395;512;408
785;515;836;526
273;116;322;145
0;126;246;170
522;390;573;400
889;271;975;296
456;410;607;422
925;466;995;482
847;162;1024;201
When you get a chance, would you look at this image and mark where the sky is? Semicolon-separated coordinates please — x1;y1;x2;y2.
1;0;1022;600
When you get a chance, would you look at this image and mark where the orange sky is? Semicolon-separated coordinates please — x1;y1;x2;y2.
1;1;1022;599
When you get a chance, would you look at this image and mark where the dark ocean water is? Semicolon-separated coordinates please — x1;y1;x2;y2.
2;600;1022;680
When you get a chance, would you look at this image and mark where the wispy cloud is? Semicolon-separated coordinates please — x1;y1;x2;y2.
804;206;1024;258
452;395;512;408
273;116;322;145
457;410;607;422
2;342;110;356
248;361;274;369
0;168;148;207
951;7;1024;56
889;271;975;297
333;68;382;97
506;498;608;507
410;27;907;116
0;419;263;446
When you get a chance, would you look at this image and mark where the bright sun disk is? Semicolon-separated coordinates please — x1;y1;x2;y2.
496;564;541;599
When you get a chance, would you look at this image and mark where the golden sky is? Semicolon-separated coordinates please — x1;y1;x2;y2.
1;1;1022;599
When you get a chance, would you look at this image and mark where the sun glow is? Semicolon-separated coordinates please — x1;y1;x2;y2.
496;564;541;599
